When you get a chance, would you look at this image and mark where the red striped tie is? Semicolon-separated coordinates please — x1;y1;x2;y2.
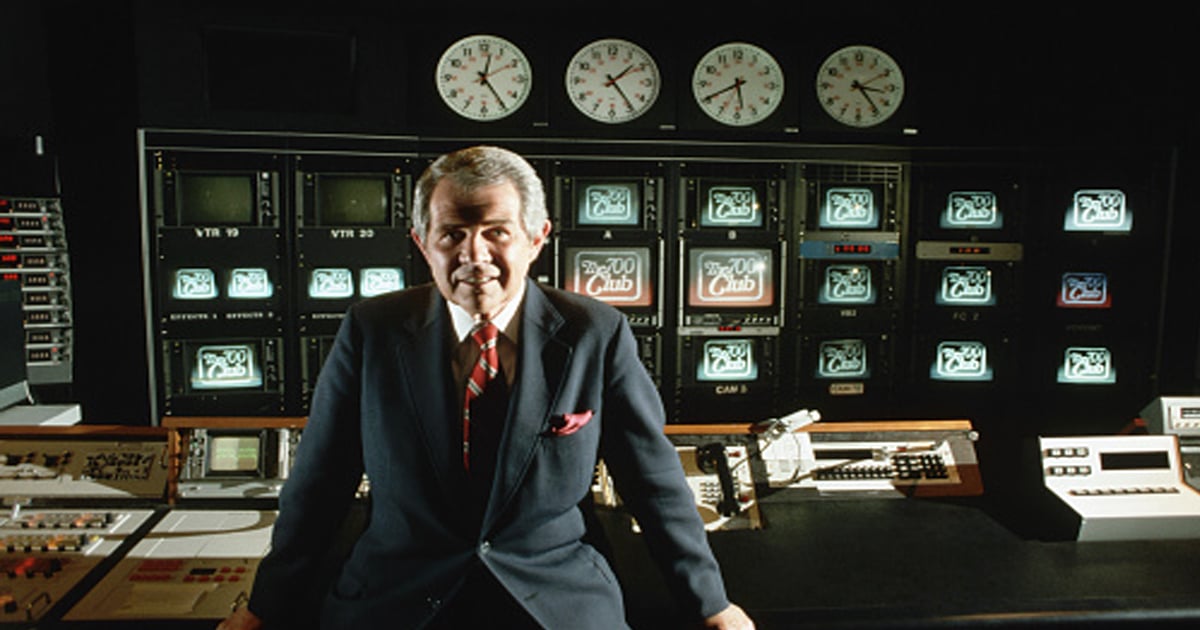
462;321;500;471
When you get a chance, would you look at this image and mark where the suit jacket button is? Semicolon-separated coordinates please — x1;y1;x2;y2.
479;541;491;555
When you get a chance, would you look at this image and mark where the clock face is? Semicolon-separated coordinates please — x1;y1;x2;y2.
436;34;532;121
816;45;905;128
565;38;661;124
691;42;785;127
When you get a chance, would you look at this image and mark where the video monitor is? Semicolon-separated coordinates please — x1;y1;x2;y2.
811;261;882;306
176;173;256;225
940;190;1005;231
206;432;264;476
935;265;996;307
928;339;995;382
188;342;265;391
359;267;405;297
811;181;888;230
673;334;779;423
683;178;778;232
308;267;355;300
686;247;774;307
682;244;780;328
1057;271;1111;309
812;337;872;381
316;175;390;225
1062;188;1132;233
1057;345;1118;385
227;267;275;299
562;245;654;306
555;174;661;232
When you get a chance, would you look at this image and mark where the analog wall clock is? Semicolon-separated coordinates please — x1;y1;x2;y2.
691;42;785;127
565;38;661;124
436;34;532;121
815;44;905;128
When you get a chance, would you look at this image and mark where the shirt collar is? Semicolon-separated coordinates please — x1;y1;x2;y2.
447;280;525;343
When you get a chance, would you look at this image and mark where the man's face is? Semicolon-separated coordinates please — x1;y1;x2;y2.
414;179;550;320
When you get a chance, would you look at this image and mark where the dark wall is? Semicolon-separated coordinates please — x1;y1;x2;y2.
8;1;1199;423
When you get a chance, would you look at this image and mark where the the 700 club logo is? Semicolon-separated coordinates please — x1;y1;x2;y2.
933;341;991;381
700;338;757;381
582;184;637;225
568;249;649;305
692;249;771;305
821;264;874;304
1058;272;1109;308
1065;189;1130;231
943;191;1000;228
192;344;261;389
822;187;877;228
938;266;994;305
817;339;867;379
1059;346;1115;384
705;186;760;226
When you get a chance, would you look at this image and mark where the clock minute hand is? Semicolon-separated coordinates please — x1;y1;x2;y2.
605;65;635;86
852;80;880;114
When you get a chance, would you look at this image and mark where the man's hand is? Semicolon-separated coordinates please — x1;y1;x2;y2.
703;603;755;629
216;607;264;630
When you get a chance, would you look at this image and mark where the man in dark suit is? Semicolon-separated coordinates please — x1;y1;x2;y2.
218;146;753;629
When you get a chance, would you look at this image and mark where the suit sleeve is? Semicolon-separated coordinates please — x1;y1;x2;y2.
247;311;367;623
597;316;731;620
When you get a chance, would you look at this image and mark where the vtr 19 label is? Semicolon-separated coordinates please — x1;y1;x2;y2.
691;249;771;306
816;339;867;379
568;249;650;305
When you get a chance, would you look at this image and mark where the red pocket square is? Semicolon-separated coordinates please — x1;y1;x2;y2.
549;410;593;436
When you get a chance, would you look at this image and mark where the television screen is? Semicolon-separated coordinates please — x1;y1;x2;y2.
699;182;764;228
309;268;355;299
228;268;274;299
813;338;870;380
563;246;653;307
1063;189;1132;232
177;173;256;225
817;262;877;305
316;175;390;226
1058;271;1111;308
1057;346;1117;384
189;343;264;390
172;268;218;300
935;265;995;306
695;337;759;382
575;180;641;227
929;340;994;382
359;267;405;297
686;247;774;308
819;185;879;230
207;433;262;474
941;190;1004;230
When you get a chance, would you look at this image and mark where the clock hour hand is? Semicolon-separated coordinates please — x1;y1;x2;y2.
605;65;635;86
700;77;746;103
852;81;880;114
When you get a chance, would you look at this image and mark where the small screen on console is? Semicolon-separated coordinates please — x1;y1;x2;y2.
208;434;262;474
1100;451;1170;471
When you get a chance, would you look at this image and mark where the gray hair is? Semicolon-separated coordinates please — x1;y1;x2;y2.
412;145;547;242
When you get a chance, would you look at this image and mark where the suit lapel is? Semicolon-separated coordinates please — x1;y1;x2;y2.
395;288;460;495
484;282;571;531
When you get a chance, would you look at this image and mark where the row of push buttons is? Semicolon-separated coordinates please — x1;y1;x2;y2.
1045;447;1090;458
1047;466;1092;477
1068;486;1180;496
129;559;247;583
